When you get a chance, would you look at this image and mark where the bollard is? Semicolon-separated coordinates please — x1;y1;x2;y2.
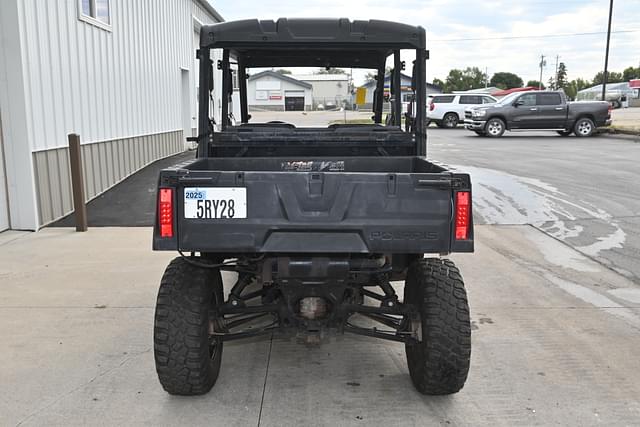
68;133;88;232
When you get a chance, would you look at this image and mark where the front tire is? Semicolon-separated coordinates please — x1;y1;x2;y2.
404;259;471;395
154;257;224;395
574;117;595;137
485;117;505;137
443;113;459;128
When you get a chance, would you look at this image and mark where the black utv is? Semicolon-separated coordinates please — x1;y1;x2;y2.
152;18;474;396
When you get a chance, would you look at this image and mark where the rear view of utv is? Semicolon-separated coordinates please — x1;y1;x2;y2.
152;18;474;396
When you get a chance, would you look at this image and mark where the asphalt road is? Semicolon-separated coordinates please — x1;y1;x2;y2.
428;127;640;284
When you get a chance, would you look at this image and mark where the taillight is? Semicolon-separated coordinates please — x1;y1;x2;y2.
158;188;174;238
608;104;612;117
429;102;435;111
455;191;470;240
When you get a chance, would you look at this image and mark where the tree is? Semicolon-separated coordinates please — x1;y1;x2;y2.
364;66;392;82
316;68;347;75
441;67;487;92
275;69;292;75
592;71;623;85
564;78;591;100
432;78;445;90
527;80;545;89
622;66;640;81
556;62;568;89
489;72;523;89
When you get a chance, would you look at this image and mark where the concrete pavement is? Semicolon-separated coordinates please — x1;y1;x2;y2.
1;226;640;426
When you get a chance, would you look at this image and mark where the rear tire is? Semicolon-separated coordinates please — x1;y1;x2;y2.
574;117;595;137
154;257;224;395
443;113;459;128
404;258;471;395
484;117;505;137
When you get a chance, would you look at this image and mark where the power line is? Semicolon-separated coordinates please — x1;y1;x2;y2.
430;29;639;42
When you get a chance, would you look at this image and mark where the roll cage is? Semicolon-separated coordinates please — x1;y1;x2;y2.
195;18;428;157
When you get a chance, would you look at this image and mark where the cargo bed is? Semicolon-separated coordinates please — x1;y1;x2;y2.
153;156;473;254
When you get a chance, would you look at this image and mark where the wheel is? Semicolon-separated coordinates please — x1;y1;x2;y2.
556;130;572;136
435;121;446;128
442;113;459;128
484;117;505;137
474;131;486;136
573;117;595;137
404;258;471;395
154;257;224;395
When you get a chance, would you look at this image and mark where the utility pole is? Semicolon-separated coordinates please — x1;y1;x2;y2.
602;0;614;101
539;55;546;90
554;55;560;90
485;67;488;89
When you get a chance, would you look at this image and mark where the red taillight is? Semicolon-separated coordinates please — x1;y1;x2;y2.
158;188;174;238
455;191;470;240
429;102;435;111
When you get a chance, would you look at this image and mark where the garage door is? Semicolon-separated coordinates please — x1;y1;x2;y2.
0;114;9;231
285;91;305;111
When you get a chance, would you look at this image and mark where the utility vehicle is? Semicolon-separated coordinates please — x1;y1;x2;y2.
153;18;473;396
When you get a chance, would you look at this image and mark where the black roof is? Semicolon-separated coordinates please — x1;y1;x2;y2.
247;71;312;89
200;18;426;69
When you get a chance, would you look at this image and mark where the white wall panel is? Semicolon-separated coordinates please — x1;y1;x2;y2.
16;0;217;151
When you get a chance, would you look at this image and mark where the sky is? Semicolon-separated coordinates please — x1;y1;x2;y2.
213;0;640;86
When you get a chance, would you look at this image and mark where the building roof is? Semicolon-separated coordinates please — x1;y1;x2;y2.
361;72;441;92
578;82;633;93
292;74;350;82
491;86;538;96
248;70;312;89
195;0;224;22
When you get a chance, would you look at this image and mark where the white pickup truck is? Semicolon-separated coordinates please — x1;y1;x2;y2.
428;93;497;128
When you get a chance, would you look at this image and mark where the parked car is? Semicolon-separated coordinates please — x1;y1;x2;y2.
464;91;611;137
428;93;497;128
152;18;474;397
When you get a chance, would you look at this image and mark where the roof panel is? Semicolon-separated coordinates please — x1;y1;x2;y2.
200;18;426;50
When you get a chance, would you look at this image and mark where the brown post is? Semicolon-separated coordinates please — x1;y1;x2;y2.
68;133;88;231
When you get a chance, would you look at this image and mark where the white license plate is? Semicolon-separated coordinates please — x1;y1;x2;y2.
184;187;247;219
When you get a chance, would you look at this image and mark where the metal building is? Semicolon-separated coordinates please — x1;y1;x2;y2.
0;0;224;231
247;71;312;112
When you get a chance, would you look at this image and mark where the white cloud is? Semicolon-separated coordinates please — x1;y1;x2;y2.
216;0;640;85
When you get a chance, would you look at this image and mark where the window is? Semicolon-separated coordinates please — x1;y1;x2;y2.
79;0;111;29
402;93;414;102
537;93;562;105
431;95;455;103
459;95;482;104
482;96;496;104
518;94;536;106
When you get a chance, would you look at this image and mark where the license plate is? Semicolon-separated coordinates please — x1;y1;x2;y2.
184;187;247;219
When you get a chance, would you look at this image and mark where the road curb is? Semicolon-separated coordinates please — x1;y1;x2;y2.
598;128;640;142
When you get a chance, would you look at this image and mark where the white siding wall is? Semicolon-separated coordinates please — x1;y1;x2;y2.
247;76;311;110
19;0;194;150
0;0;222;229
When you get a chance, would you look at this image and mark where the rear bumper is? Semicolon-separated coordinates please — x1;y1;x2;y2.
464;119;486;131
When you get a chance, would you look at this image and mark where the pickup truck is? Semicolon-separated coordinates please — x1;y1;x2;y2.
464;90;611;137
152;18;474;397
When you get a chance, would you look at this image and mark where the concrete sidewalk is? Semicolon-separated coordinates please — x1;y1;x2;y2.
1;226;640;426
